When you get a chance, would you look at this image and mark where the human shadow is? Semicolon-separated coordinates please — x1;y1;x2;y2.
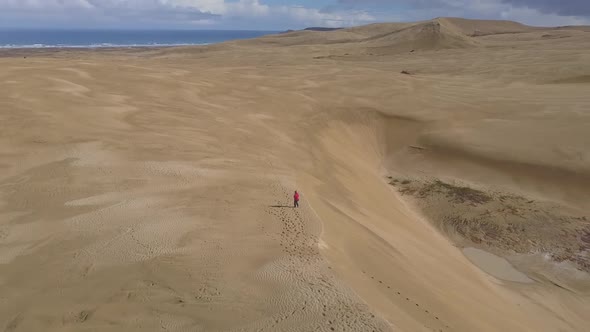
269;205;293;208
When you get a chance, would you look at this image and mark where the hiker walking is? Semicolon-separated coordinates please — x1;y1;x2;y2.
293;191;300;208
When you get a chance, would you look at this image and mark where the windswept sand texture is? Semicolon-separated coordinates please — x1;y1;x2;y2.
1;18;590;331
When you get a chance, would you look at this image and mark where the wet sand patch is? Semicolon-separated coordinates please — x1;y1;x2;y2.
463;247;533;283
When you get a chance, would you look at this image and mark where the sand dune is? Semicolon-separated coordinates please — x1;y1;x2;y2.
243;18;480;51
1;18;590;331
360;20;479;54
438;17;534;35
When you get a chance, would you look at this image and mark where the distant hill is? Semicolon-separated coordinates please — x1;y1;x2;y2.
303;27;343;32
280;27;343;34
247;17;590;53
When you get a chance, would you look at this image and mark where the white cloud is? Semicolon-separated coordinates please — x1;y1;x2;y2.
274;5;375;28
164;0;228;14
2;0;586;29
0;0;376;28
499;6;590;26
339;0;590;27
3;0;95;10
166;0;374;27
227;0;270;17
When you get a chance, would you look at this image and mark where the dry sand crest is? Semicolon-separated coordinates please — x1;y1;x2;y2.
1;17;590;331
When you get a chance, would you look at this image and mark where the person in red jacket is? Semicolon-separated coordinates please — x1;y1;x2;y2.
293;191;300;208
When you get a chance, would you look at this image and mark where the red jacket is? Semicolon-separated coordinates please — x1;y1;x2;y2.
294;192;300;201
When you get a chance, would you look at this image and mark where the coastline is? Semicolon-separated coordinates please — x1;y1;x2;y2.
0;43;210;49
0;29;278;51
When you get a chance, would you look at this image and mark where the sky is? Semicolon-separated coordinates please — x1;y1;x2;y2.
0;0;588;30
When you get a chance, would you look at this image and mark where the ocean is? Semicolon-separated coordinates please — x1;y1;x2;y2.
0;29;277;49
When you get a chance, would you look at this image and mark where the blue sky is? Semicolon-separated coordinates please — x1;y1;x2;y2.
0;0;588;30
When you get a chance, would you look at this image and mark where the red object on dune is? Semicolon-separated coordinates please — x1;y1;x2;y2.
294;192;300;201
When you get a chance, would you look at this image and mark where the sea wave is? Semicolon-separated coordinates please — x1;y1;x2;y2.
0;42;210;49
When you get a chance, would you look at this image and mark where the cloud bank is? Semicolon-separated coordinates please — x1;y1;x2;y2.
338;0;590;26
0;0;588;29
0;0;374;29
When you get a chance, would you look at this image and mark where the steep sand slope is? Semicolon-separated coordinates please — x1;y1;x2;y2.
360;20;479;53
438;17;534;35
1;18;590;332
242;18;480;52
300;111;589;331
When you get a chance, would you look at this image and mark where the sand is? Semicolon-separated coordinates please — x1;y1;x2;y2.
1;18;589;331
